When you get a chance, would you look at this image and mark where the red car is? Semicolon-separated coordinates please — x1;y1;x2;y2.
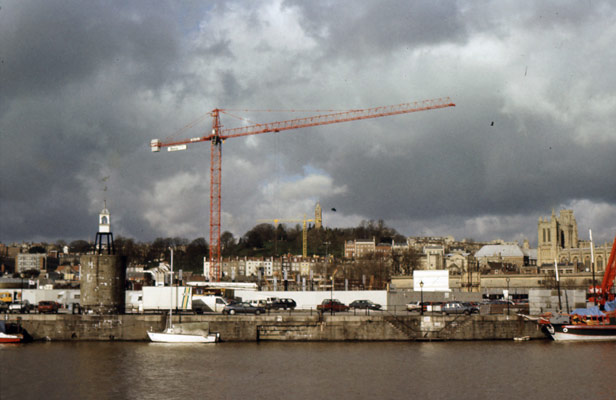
317;299;349;313
38;301;60;314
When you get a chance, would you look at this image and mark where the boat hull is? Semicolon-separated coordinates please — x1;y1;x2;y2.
543;324;616;341
147;331;219;343
0;332;24;343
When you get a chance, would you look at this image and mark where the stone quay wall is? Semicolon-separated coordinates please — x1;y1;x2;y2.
5;313;545;342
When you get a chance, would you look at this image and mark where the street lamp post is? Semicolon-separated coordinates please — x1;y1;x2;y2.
506;277;510;315
325;241;332;315
330;274;334;316
420;280;424;316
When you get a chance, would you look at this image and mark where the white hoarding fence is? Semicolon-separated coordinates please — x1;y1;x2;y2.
413;270;450;292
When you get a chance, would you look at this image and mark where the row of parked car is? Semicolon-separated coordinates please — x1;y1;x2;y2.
221;297;383;315
405;299;523;315
317;299;382;312
222;297;298;315
1;300;61;314
406;301;481;315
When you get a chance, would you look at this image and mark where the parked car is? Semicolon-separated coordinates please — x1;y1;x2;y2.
349;300;381;310
38;301;60;314
488;300;515;305
424;302;443;312
0;302;9;313
270;298;297;310
264;297;280;308
406;301;422;312
317;299;349;313
248;299;268;308
9;300;34;314
222;302;266;315
406;301;443;313
441;301;479;315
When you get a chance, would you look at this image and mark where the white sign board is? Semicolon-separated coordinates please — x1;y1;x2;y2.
413;270;450;292
168;144;187;152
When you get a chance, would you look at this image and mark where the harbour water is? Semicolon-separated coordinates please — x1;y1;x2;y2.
1;341;615;400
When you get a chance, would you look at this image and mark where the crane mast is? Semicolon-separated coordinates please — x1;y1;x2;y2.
151;97;455;281
210;110;223;281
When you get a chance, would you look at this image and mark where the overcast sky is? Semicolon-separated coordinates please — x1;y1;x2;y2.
2;0;616;247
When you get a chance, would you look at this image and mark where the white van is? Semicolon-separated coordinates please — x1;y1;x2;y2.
192;295;228;314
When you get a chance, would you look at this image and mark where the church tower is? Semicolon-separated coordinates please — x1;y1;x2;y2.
537;209;579;265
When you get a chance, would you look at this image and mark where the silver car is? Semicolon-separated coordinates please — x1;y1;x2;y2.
406;301;422;312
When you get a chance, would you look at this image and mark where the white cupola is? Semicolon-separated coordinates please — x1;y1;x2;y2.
99;205;110;233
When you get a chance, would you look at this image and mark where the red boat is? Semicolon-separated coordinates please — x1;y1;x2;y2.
0;331;25;343
539;234;616;341
540;312;616;341
0;321;32;344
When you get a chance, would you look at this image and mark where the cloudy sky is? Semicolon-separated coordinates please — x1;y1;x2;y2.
2;0;616;247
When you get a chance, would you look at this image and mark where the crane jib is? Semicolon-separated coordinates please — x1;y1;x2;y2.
150;97;455;281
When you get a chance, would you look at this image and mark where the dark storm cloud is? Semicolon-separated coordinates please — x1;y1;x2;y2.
1;0;615;246
0;0;193;242
0;0;183;101
285;0;468;58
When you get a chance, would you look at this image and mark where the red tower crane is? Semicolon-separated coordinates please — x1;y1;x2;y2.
151;97;455;280
591;235;616;305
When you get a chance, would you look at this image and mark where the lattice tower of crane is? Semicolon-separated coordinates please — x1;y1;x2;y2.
151;97;455;281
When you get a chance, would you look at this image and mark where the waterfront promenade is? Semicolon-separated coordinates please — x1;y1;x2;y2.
5;312;544;341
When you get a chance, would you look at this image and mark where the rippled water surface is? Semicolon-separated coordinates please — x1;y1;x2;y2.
1;341;615;400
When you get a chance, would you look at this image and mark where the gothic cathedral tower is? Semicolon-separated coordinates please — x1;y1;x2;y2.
537;209;579;265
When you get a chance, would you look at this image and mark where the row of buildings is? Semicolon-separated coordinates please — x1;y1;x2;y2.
347;209;612;272
1;209;613;290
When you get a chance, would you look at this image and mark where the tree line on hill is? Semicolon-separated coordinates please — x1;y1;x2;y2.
3;220;410;276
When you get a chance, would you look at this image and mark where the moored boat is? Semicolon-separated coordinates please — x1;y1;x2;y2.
539;299;616;341
541;316;616;341
0;331;25;343
0;321;32;344
147;248;219;344
538;233;616;341
147;328;219;343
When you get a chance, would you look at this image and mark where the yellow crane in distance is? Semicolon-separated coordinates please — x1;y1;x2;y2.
258;215;315;258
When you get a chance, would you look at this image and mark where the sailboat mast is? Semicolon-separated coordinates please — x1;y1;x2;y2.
170;247;174;327
554;259;562;311
590;229;597;306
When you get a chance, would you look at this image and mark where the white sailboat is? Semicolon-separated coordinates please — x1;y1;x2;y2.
147;248;219;343
147;328;219;343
